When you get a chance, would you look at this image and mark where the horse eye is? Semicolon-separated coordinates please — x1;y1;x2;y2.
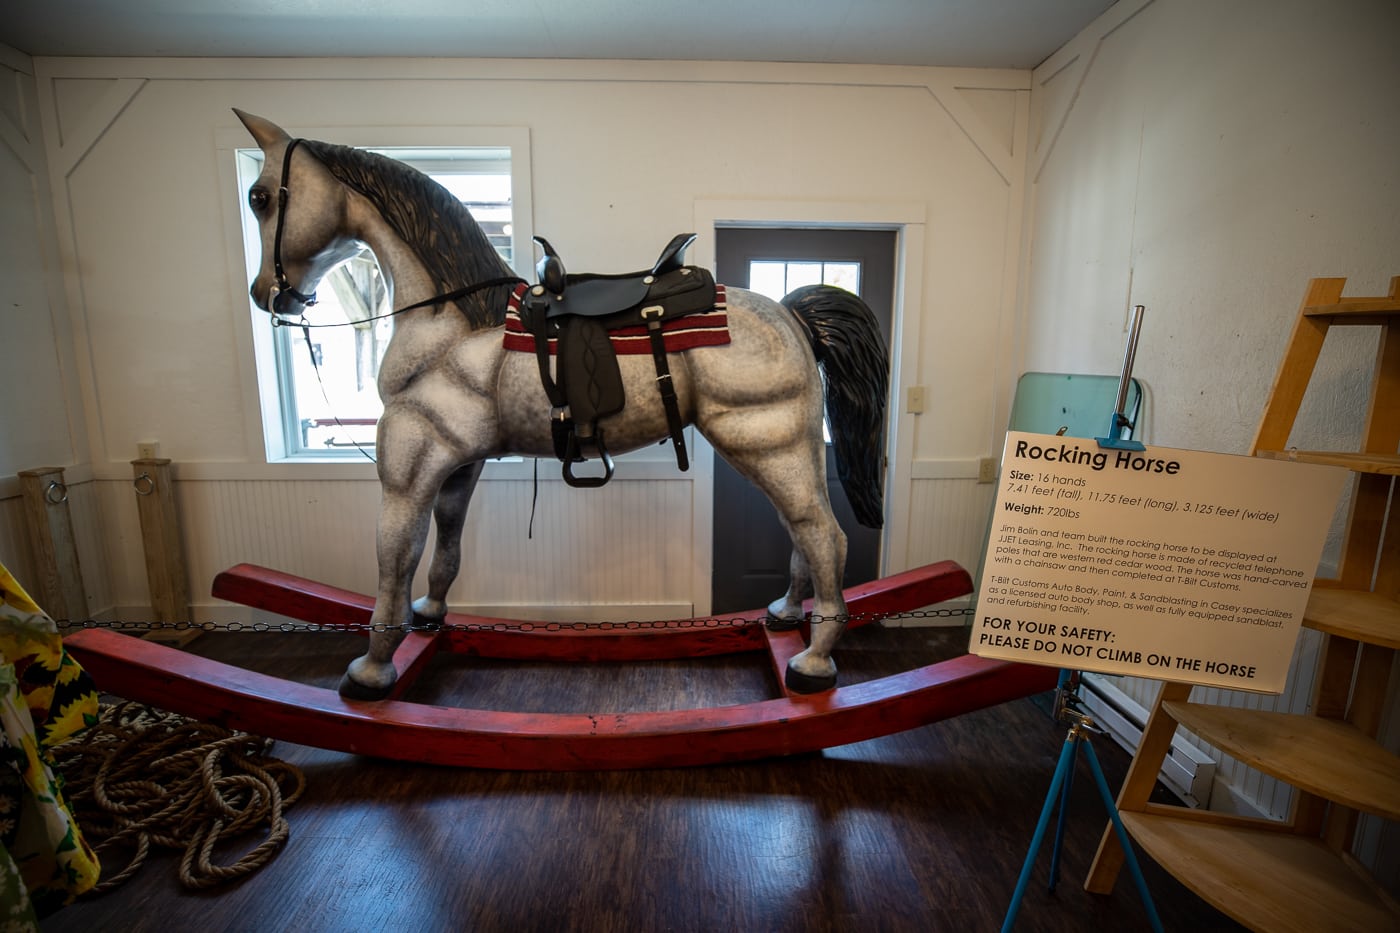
248;187;270;213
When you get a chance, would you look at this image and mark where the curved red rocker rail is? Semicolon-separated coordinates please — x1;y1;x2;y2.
62;560;1055;770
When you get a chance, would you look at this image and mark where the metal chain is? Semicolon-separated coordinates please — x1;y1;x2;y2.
55;606;973;636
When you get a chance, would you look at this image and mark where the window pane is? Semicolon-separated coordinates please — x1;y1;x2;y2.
288;256;388;451
823;262;861;294
748;261;788;302
435;173;514;265
785;262;823;291
733;255;866;448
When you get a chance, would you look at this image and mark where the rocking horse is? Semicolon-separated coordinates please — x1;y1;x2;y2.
233;110;890;699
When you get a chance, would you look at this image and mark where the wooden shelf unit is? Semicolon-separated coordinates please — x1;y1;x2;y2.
1084;276;1400;932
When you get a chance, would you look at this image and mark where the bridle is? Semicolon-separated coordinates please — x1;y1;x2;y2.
268;138;320;318
265;137;524;327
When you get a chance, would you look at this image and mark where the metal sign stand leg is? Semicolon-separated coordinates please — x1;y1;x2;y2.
1000;680;1164;932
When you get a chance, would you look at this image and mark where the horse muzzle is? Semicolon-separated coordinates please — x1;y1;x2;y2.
261;280;318;319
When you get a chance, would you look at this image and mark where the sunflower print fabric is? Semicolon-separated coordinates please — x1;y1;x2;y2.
0;562;100;919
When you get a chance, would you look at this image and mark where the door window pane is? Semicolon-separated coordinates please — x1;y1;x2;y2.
745;257;868;445
748;262;788;301
745;260;862;302
784;262;824;292
823;262;861;294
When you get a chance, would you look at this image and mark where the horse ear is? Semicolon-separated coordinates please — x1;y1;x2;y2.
233;108;291;150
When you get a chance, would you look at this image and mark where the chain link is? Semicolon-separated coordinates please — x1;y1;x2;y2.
56;605;973;636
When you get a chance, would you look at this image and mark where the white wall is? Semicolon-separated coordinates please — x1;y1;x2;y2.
1;55;1027;620
0;47;110;611
1023;0;1399;452
1021;0;1399;881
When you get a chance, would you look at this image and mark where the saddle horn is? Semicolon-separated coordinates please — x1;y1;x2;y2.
534;236;566;296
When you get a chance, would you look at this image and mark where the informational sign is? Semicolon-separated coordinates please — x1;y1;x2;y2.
970;431;1348;693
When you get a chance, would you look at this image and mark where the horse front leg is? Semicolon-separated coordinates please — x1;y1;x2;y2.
340;470;441;700
410;462;484;627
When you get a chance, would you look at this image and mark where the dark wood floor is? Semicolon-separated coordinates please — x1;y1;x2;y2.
45;626;1245;933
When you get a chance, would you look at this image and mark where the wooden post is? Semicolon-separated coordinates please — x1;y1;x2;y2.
17;466;88;622
131;459;192;639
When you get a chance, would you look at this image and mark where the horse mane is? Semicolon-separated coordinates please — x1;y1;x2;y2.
301;139;517;330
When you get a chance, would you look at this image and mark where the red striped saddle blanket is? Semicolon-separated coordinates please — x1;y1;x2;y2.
502;283;730;354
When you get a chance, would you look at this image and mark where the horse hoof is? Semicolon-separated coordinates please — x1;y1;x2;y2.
410;597;445;630
338;673;392;701
784;666;837;694
764;611;802;632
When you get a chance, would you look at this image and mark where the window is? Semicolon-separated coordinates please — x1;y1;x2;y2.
745;258;865;444
234;134;531;460
746;260;860;302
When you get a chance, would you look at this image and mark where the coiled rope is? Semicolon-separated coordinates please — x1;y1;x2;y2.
51;701;306;892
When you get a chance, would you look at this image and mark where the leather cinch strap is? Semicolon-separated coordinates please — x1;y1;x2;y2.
642;306;688;472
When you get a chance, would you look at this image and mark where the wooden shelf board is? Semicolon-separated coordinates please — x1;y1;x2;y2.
1163;701;1400;820
1303;588;1400;649
1120;811;1400;933
1254;449;1400;475
1303;299;1400;321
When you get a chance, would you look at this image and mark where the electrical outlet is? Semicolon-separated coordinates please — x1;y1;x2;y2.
137;441;160;460
977;456;997;484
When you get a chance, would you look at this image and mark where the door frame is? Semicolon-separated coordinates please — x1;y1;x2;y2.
690;199;927;614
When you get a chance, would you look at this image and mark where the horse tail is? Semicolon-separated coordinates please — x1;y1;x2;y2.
781;284;889;529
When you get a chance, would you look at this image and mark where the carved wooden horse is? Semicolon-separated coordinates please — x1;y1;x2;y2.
235;110;889;698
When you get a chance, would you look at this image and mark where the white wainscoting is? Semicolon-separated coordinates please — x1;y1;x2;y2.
3;463;1002;627
889;469;999;627
905;474;998;583
142;476;697;622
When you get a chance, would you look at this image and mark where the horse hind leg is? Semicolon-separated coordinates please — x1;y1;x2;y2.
782;513;849;693
409;462;484;628
765;549;810;631
717;442;849;693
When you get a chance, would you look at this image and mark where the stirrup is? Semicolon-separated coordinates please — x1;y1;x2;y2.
562;429;615;488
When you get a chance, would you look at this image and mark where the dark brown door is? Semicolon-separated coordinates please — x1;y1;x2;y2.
711;227;895;613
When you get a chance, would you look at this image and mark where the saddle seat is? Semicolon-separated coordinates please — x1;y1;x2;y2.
520;233;719;487
533;232;697;317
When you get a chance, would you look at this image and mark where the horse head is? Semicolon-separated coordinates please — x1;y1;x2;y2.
235;109;362;318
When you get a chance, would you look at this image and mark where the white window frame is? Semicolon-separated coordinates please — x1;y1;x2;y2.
217;125;533;466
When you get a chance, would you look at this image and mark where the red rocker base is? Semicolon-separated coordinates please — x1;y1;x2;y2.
62;561;1056;770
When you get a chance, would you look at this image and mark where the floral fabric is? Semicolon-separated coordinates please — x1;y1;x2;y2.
0;562;100;918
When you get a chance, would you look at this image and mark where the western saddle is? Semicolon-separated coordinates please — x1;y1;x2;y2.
520;233;719;487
